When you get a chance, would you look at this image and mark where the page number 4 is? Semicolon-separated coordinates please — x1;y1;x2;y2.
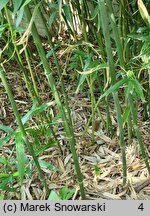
138;203;144;211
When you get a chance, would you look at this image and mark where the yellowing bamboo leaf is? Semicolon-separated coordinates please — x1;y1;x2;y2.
16;2;40;46
138;0;150;27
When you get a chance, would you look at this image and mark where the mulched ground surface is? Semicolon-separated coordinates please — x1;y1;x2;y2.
0;37;150;200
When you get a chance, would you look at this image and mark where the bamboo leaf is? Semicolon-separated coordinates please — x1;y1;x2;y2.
15;8;24;27
127;79;133;95
21;101;55;125
13;0;23;14
72;49;87;58
76;53;92;93
59;185;74;200
59;185;68;199
0;24;8;37
0;0;9;11
88;5;99;21
63;4;72;26
16;2;41;46
48;191;61;200
38;159;60;171
97;13;101;32
20;0;34;9
0;132;15;147
0;176;15;192
0;124;15;147
35;141;57;156
0;124;14;133
77;63;107;75
26;128;41;146
0;193;4;200
138;0;150;27
122;106;130;124
100;77;128;100
131;79;146;102
84;53;93;71
0;157;8;165
65;189;74;200
48;12;56;27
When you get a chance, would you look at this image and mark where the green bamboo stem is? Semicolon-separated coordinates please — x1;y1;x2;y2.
86;76;96;144
33;0;71;113
98;0;127;185
24;44;62;153
145;69;150;118
127;112;132;145
106;0;125;68
148;69;150;117
85;1;112;135
24;45;40;101
33;0;77;152
24;5;86;199
4;6;35;101
97;72;113;136
5;5;59;150
106;0;133;142
128;93;150;175
80;0;96;144
0;64;50;194
59;0;102;142
119;0;130;61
